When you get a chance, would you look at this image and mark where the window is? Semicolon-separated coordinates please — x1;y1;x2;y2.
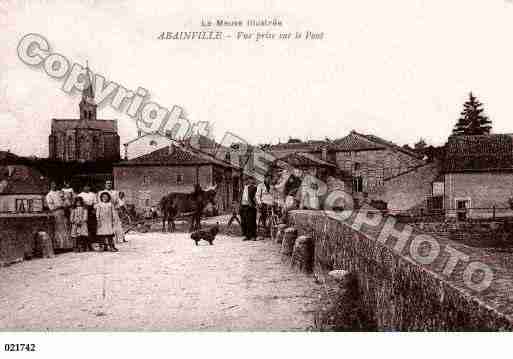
15;199;34;213
354;162;361;171
176;173;184;184
67;137;74;160
352;176;363;193
143;175;151;185
145;199;150;207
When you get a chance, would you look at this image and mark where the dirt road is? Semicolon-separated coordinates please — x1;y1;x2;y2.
0;233;320;331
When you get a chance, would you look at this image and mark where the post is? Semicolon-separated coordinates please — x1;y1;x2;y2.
493;206;496;221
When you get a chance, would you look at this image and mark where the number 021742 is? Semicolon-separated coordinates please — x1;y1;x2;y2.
4;344;36;352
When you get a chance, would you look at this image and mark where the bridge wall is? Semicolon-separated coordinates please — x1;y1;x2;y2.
289;210;513;331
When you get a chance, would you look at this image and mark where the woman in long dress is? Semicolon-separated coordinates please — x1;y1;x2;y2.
46;182;73;250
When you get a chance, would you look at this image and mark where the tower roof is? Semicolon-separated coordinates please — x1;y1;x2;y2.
82;61;95;102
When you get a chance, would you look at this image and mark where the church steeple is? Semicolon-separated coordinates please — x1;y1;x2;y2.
79;61;97;121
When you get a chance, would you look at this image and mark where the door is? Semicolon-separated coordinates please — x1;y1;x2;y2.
456;199;469;221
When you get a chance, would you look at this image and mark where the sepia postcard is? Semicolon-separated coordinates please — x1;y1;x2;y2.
1;0;513;357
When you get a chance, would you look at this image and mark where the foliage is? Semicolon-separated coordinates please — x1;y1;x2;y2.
453;92;492;136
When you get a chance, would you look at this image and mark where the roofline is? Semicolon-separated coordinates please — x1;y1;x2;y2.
350;130;423;159
122;132;168;146
329;146;387;152
383;162;437;182
113;162;225;167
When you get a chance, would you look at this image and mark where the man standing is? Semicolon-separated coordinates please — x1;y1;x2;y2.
240;177;257;241
256;172;274;238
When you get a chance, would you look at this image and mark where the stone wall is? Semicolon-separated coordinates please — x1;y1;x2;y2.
372;163;440;212
0;213;54;266
289;210;513;331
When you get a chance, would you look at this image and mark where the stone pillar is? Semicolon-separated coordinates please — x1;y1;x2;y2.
281;227;297;256
276;224;288;244
34;231;54;258
291;235;314;272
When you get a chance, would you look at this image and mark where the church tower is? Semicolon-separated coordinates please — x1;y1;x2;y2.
79;62;97;121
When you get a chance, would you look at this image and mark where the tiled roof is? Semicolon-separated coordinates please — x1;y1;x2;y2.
0;165;48;195
51;118;118;132
331;132;386;151
116;143;232;168
444;134;513;172
331;131;422;159
276;152;336;168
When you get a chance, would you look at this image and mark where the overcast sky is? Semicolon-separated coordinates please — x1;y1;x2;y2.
2;0;513;156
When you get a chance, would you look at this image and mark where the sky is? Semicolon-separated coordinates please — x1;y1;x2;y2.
2;0;513;156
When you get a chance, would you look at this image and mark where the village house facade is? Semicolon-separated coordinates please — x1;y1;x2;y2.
330;131;425;196
113;143;240;214
269;131;425;204
443;134;513;220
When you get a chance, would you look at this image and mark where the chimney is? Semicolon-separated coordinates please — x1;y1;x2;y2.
137;129;142;137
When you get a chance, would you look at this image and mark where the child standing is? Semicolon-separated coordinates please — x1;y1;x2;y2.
70;197;89;252
96;192;118;252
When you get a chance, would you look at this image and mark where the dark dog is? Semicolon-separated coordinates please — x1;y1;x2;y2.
190;223;219;246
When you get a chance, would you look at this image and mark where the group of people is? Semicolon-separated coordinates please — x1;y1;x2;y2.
228;168;306;241
45;180;127;252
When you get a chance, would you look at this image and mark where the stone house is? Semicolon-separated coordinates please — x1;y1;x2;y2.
113;143;240;214
330;131;425;198
443;134;513;220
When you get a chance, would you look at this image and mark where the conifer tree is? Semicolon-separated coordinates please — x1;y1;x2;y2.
452;92;492;136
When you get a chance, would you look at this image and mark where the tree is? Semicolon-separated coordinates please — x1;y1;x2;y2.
452;92;492;136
